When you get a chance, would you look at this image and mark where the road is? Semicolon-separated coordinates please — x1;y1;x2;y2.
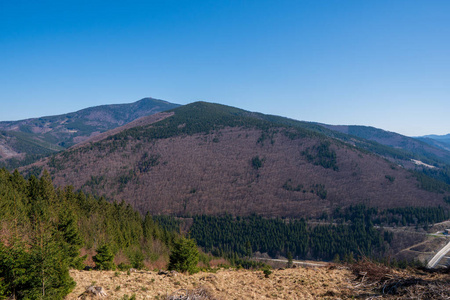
427;240;450;268
253;257;327;267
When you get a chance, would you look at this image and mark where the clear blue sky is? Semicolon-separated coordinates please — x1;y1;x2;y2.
1;0;449;136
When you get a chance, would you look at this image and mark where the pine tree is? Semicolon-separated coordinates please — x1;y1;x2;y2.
93;245;116;270
286;251;293;268
25;228;75;299
57;210;86;270
245;241;252;258
25;181;75;299
168;237;199;274
0;238;29;299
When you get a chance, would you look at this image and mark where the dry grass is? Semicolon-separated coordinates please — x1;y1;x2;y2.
67;261;450;299
66;266;357;299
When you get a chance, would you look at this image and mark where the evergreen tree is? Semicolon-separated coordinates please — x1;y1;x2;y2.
168;237;199;274
286;251;293;268
245;241;252;258
25;176;75;299
25;230;75;299
93;245;116;270
333;253;340;263
0;238;29;299
57;210;86;270
0;168;173;298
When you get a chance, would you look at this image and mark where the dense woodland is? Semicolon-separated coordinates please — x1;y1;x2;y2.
0;168;177;299
189;214;385;262
158;204;450;263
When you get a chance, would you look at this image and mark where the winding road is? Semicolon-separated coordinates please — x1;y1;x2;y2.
427;240;450;268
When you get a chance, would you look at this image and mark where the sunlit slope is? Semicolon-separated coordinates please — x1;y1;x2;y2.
24;102;450;217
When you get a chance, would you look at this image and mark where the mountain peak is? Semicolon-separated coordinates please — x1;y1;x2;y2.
0;98;180;168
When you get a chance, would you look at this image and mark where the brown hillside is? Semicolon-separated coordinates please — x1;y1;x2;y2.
25;104;449;218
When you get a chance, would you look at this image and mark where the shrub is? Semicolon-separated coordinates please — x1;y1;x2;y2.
263;267;272;278
385;175;395;182
251;156;264;170
118;262;132;271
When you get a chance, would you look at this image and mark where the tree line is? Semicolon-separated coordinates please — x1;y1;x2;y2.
188;204;450;264
189;213;387;262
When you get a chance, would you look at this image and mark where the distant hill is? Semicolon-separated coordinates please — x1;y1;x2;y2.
0;98;179;168
24;102;450;218
416;134;450;152
319;124;450;167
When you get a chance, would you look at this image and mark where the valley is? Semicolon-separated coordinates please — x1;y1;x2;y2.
0;99;449;299
4;2;450;299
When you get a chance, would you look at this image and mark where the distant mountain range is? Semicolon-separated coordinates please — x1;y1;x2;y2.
319;124;450;166
416;134;450;152
22;102;450;218
0;98;179;168
3;97;448;172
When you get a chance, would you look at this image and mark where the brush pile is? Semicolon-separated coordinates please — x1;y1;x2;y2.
350;258;450;299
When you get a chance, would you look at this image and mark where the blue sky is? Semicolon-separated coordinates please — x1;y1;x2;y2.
1;0;449;136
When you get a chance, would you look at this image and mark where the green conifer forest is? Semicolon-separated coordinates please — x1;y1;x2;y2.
0;168;176;299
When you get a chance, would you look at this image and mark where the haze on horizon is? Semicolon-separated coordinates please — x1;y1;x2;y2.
1;1;449;137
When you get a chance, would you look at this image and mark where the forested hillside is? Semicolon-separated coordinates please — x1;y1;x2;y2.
159;204;449;264
25;102;450;218
417;134;450;152
0;168;178;299
320;124;450;166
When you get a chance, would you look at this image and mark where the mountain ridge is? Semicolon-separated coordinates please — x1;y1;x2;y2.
23;102;450;218
319;124;450;166
0;97;180;168
416;134;450;152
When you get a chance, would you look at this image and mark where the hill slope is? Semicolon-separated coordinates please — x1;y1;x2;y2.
417;134;450;152
0;98;179;168
26;102;450;218
320;124;450;166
